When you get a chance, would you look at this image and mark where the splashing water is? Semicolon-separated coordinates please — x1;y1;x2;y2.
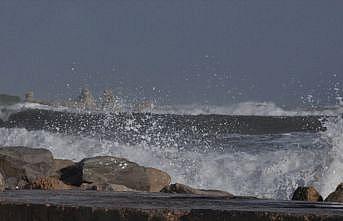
0;126;334;199
318;116;343;197
0;102;342;199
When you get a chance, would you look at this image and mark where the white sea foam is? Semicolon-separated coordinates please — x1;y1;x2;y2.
2;101;342;120
152;102;343;116
318;116;343;197
0;102;70;121
0;126;331;200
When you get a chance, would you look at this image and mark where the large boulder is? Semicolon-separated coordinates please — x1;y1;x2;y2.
61;156;171;192
325;183;343;203
0;172;4;192
52;159;75;178
161;183;234;198
0;146;55;189
291;186;323;202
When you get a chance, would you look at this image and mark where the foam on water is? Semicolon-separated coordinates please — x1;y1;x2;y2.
152;102;343;116
0;126;335;200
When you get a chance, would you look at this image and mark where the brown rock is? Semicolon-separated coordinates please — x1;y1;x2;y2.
325;183;343;203
161;183;234;198
0;146;55;189
61;156;171;192
80;183;135;192
25;177;73;190
291;186;323;202
52;159;75;177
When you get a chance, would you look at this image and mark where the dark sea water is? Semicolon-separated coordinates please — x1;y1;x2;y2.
0;102;342;200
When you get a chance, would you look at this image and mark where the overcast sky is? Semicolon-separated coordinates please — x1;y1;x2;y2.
0;0;342;106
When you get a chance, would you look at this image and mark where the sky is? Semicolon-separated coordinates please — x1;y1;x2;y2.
0;0;342;106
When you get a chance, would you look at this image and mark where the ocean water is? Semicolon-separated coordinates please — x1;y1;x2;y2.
0;102;342;200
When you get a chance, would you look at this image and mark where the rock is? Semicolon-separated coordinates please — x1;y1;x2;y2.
161;183;234;198
291;186;323;202
80;183;135;192
52;159;75;177
61;156;171;192
0;146;55;189
24;177;73;190
325;183;343;203
0;172;5;192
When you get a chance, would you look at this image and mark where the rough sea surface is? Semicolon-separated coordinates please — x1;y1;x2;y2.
0;102;342;200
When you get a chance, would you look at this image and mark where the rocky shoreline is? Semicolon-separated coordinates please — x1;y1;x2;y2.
0;146;233;197
0;146;343;220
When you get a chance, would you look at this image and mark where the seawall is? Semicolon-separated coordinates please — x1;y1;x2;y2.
0;190;343;221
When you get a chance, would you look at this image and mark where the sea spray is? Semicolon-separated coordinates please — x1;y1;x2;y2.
318;116;343;197
0;127;329;199
0;102;341;199
1;101;343;117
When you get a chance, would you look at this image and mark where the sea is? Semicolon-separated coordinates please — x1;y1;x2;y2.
0;101;342;200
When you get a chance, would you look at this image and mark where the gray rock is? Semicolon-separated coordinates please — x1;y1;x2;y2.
292;186;323;202
0;172;5;191
52;159;75;178
0;146;55;189
325;183;343;203
161;183;234;198
61;156;171;192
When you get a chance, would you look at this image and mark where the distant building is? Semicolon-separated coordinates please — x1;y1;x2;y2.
78;88;96;110
101;89;122;112
24;91;34;102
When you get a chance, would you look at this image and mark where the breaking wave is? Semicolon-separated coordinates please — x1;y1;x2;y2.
0;123;338;200
152;102;343;116
0;101;342;200
1;101;343;118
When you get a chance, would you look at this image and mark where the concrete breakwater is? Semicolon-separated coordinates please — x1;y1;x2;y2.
1;190;343;221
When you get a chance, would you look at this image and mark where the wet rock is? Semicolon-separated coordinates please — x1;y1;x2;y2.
161;183;234;198
0;146;55;189
80;183;135;192
291;186;323;202
52;159;75;177
24;177;73;190
0;172;4;192
325;183;343;203
61;156;171;192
